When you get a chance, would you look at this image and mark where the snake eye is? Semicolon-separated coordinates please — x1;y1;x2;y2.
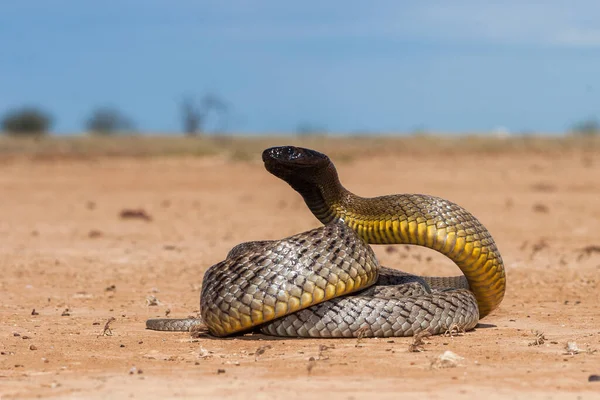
262;146;300;161
283;146;302;160
263;146;328;165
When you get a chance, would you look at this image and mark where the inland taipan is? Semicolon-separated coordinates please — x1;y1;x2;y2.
146;146;506;337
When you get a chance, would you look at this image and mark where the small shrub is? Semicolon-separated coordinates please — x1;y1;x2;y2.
181;96;202;136
179;93;229;136
1;106;53;135
571;118;599;136
85;107;135;135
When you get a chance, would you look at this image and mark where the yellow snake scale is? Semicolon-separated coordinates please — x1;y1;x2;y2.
146;146;506;337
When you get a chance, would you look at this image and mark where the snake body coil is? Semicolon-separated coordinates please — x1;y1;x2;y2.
146;146;506;337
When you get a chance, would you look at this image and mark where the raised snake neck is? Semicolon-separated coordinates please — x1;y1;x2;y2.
262;146;505;319
146;146;505;337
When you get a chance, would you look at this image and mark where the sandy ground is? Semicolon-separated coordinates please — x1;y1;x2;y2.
1;147;599;399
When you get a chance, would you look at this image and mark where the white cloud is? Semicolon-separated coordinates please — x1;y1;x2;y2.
199;0;600;48
554;28;600;47
402;2;600;47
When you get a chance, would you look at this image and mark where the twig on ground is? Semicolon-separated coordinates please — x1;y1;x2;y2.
528;330;546;346
254;345;272;362
100;317;116;337
355;327;369;347
408;330;432;352
443;323;465;338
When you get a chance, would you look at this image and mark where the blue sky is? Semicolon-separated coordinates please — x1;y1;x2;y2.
1;1;599;134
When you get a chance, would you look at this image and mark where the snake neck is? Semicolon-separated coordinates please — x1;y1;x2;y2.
288;165;361;225
287;163;505;319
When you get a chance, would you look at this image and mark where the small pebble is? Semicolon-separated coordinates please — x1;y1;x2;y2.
589;375;600;382
88;230;103;238
433;351;463;368
565;342;580;355
29;345;37;350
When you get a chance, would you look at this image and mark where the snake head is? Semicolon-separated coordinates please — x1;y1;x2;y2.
262;146;331;182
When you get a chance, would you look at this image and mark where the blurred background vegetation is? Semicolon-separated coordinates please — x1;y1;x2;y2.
0;101;598;162
0;92;232;138
1;101;598;139
2;3;599;159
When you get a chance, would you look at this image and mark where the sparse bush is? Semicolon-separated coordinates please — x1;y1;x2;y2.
179;93;229;136
1;106;53;135
571;118;599;136
181;97;202;136
85;107;135;135
411;125;430;137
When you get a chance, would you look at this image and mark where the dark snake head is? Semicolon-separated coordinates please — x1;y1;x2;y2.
262;146;331;183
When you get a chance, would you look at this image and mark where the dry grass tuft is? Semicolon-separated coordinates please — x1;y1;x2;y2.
1;134;599;161
528;330;547;346
408;330;432;352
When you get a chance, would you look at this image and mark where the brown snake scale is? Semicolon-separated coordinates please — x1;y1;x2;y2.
146;146;505;337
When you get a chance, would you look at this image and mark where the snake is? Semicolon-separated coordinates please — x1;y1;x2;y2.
146;146;506;337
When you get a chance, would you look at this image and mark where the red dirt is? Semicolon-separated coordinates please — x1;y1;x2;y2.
1;150;599;399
